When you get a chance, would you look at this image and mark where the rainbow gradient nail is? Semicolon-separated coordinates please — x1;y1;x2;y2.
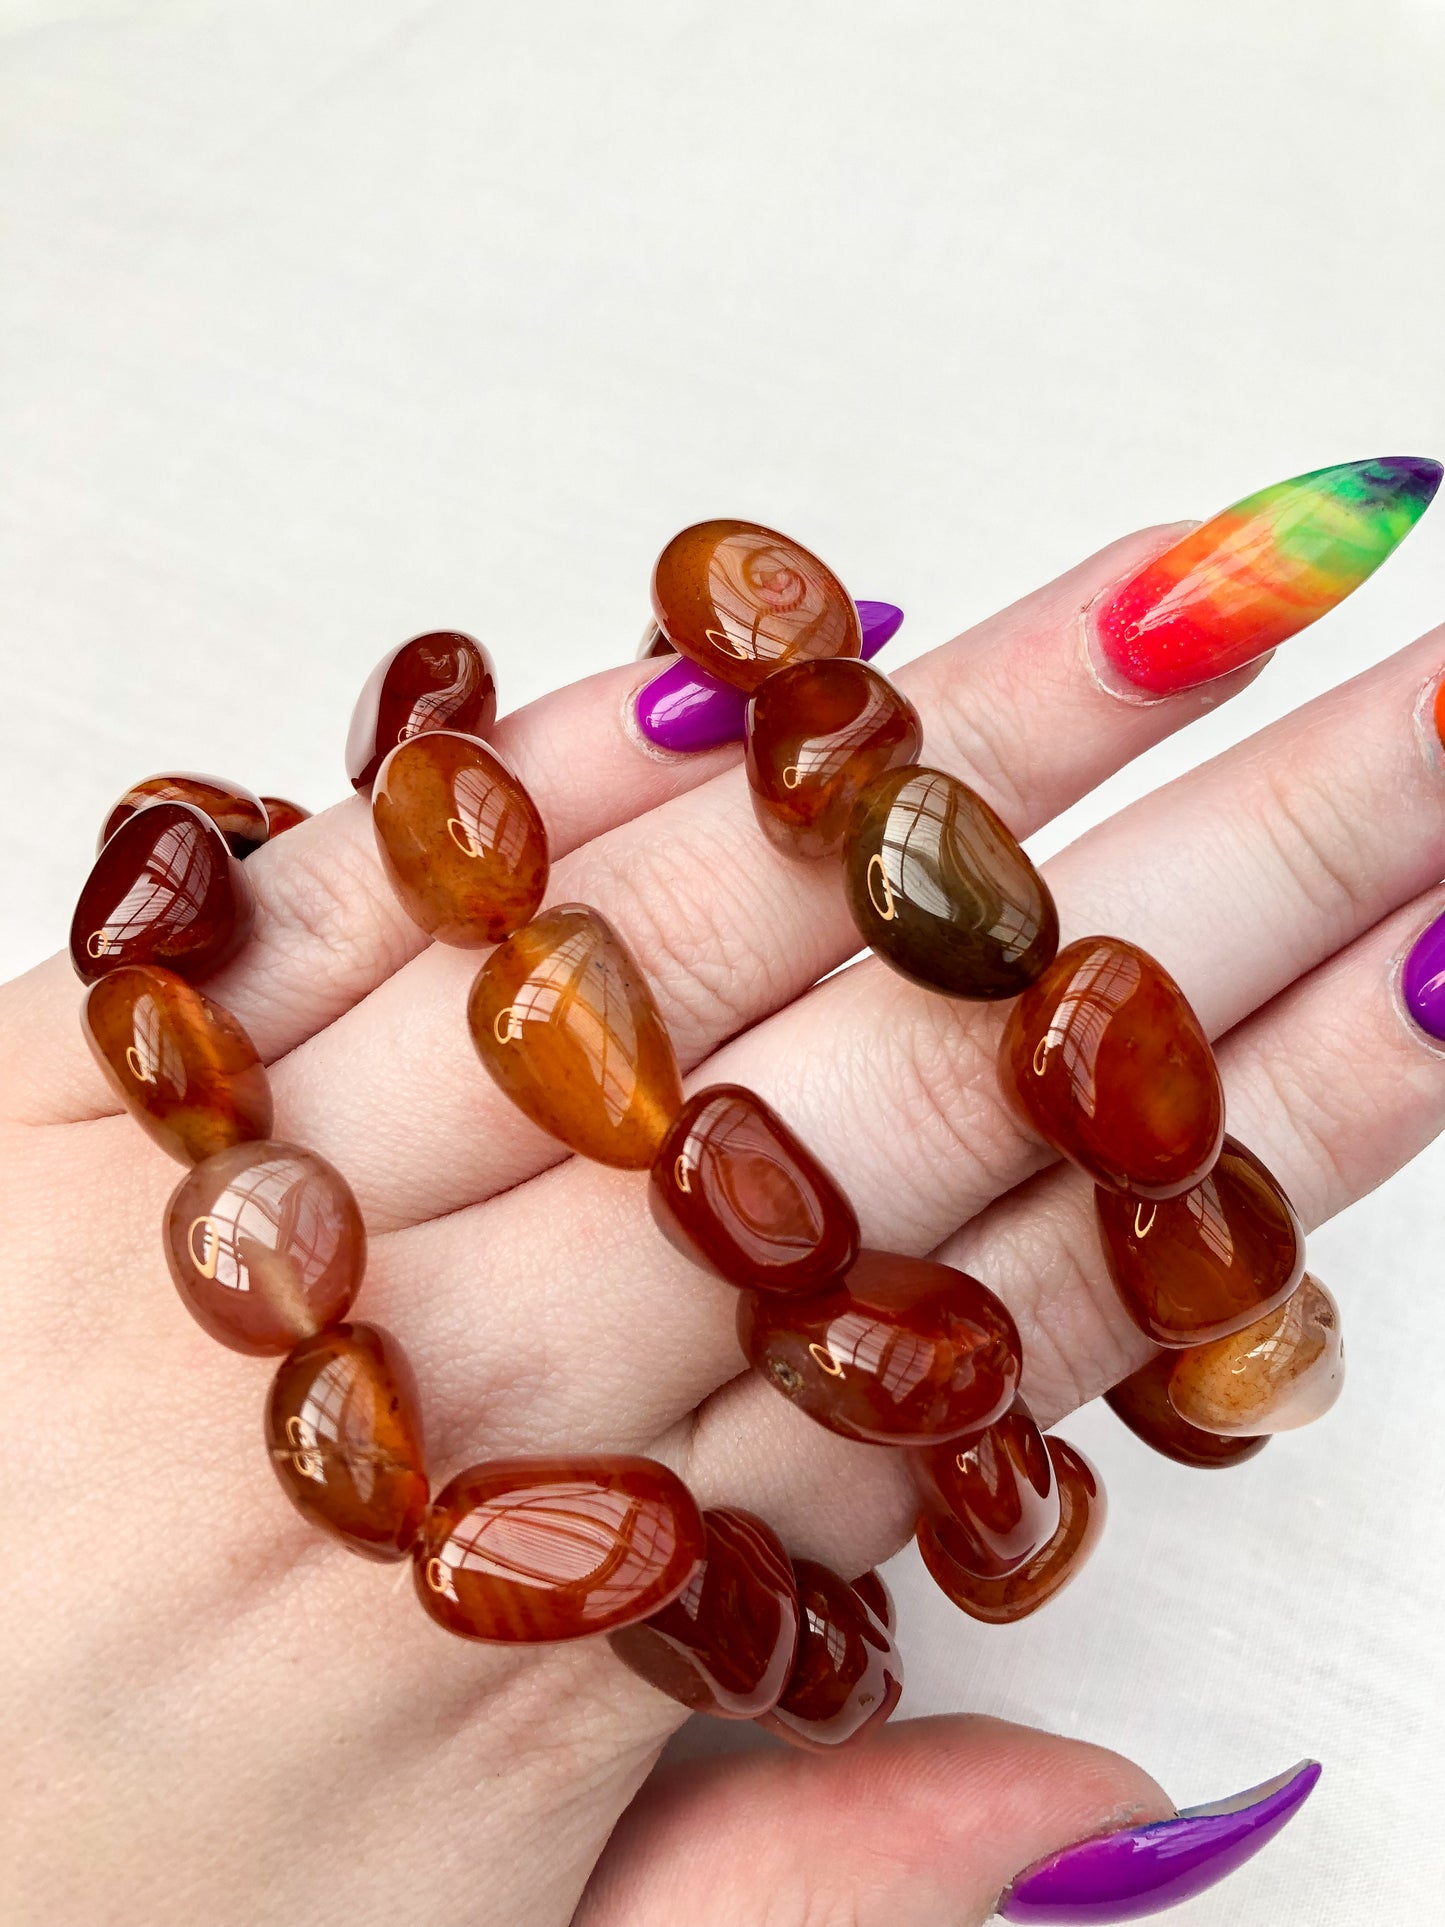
1095;457;1441;697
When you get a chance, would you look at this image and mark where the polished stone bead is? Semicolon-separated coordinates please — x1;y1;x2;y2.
347;630;499;790
608;1507;800;1717
1095;1135;1305;1346
912;1395;1060;1579
649;1084;858;1294
1106;1352;1269;1468
163;1140;366;1355
82;965;271;1164
999;937;1224;1198
1168;1275;1343;1437
651;520;862;692
372;729;549;946
917;1437;1104;1623
415;1455;705;1642
100;772;269;859
759;1557;903;1751
70;802;254;986
849;1568;896;1633
258;796;310;837
738;1249;1021;1445
745;660;923;860
265;1323;428;1561
468;904;683;1168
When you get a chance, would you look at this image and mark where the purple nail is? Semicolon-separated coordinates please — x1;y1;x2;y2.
998;1760;1320;1923
634;600;904;752
1401;907;1445;1043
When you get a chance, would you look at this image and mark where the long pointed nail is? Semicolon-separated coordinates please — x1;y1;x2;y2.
1401;906;1445;1044
635;600;903;752
998;1760;1320;1923
1093;455;1441;698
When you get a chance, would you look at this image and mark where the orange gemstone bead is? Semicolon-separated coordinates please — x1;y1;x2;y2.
759;1558;903;1751
70;802;254;986
651;520;862;693
911;1395;1060;1579
372;730;549;946
850;1567;896;1632
738;1249;1022;1444
347;630;499;791
259;796;310;837
82;965;271;1164
415;1455;705;1642
163;1140;366;1355
1167;1276;1343;1437
999;937;1224;1198
100;772;269;859
266;1323;428;1561
1106;1352;1269;1467
608;1507;800;1717
468;904;683;1168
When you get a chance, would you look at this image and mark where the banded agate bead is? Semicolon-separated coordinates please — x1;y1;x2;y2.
999;937;1224;1198
82;965;271;1164
259;796;310;837
649;1084;858;1294
70;802;254;986
100;772;269;859
266;1324;428;1561
1095;1135;1304;1346
759;1559;903;1751
738;1249;1021;1445
415;1456;705;1642
1168;1276;1343;1437
912;1396;1060;1579
608;1507;800;1717
347;630;499;791
850;1567;896;1633
469;904;683;1168
651;520;862;692
372;730;548;946
1106;1353;1268;1468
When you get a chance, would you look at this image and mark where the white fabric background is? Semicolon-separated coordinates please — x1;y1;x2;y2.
2;4;1443;1921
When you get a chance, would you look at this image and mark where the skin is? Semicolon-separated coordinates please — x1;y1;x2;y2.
2;522;1443;1927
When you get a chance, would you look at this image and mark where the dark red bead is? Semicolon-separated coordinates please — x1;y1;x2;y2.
759;1558;903;1751
849;1567;896;1632
347;631;499;791
1106;1352;1269;1468
258;797;310;837
100;772;269;859
911;1395;1060;1579
70;802;254;986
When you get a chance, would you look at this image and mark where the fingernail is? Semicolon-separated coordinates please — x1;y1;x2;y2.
1092;456;1441;698
635;599;903;752
1400;906;1445;1045
998;1760;1320;1923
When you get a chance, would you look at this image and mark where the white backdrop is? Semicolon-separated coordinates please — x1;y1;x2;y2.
2;4;1443;1922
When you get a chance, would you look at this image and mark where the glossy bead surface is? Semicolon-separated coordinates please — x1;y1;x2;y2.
70;802;254;986
745;660;923;859
759;1557;903;1751
468;904;683;1168
415;1455;705;1642
259;796;310;837
82;965;271;1164
163;1140;366;1355
999;937;1224;1198
100;772;269;859
649;1084;858;1294
266;1323;428;1561
1106;1352;1269;1467
1168;1275;1343;1437
738;1249;1022;1445
347;630;499;790
1095;1135;1305;1346
850;1568;896;1632
912;1396;1060;1579
651;520;862;692
607;1507;799;1717
372;730;549;946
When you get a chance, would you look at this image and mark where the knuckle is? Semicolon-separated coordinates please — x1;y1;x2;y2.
250;812;418;1002
1249;761;1373;931
915;661;1033;828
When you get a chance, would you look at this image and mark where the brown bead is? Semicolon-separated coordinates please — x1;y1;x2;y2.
911;1395;1060;1579
1095;1135;1305;1346
738;1249;1022;1445
651;520;862;693
468;904;683;1169
82;965;271;1165
1106;1352;1268;1468
849;1567;896;1633
100;772;269;859
745;660;923;860
758;1557;903;1751
608;1507;800;1717
1168;1275;1343;1437
265;1323;428;1561
372;730;549;947
347;630;499;791
163;1140;366;1355
917;1436;1104;1624
999;936;1224;1198
415;1455;705;1642
649;1084;858;1294
259;797;310;837
70;802;254;986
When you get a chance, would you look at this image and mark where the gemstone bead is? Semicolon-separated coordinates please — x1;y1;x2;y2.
759;1558;903;1751
608;1507;800;1717
163;1140;366;1355
1167;1275;1343;1437
1095;1135;1305;1346
1106;1353;1269;1467
82;965;271;1164
259;797;310;837
415;1455;705;1642
70;802;254;986
651;520;862;692
911;1395;1060;1579
468;904;683;1168
372;730;549;946
100;772;269;859
745;660;923;860
738;1249;1022;1445
999;937;1224;1198
265;1323;428;1561
849;1568;896;1632
845;766;1059;1000
347;630;499;791
648;1084;858;1294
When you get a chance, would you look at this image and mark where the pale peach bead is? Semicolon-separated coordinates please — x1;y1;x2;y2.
1167;1275;1343;1437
